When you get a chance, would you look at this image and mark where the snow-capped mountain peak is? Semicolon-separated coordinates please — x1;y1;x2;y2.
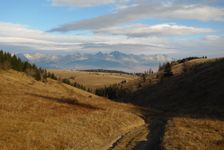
20;51;171;72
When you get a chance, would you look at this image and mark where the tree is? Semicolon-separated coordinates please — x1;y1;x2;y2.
163;62;173;77
142;73;146;82
34;71;42;81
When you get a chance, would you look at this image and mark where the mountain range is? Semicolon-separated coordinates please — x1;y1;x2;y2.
17;51;171;72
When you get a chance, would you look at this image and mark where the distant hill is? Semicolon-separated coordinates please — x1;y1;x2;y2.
19;51;171;72
49;69;137;91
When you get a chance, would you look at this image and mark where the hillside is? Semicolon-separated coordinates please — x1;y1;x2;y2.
131;58;224;149
1;54;224;150
49;69;137;90
132;58;224;113
92;58;224;149
0;70;145;149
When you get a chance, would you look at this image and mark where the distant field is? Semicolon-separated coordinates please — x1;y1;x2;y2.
49;70;137;90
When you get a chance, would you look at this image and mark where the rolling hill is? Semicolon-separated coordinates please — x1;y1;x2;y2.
91;57;224;149
0;69;145;149
130;58;224;149
132;58;224;113
49;69;137;90
1;50;224;150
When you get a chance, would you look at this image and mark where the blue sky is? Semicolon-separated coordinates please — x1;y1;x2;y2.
0;0;113;30
0;0;224;58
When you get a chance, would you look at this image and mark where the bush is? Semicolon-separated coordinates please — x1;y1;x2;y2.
62;79;71;85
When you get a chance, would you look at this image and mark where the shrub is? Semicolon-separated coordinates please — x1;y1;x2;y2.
62;79;71;85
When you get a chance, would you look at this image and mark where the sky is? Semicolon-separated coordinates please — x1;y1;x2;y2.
0;0;224;58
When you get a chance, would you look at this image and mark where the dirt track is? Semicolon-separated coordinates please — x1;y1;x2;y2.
108;125;149;150
108;115;168;150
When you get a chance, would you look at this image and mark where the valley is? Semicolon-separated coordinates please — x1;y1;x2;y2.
0;50;224;150
1;1;224;149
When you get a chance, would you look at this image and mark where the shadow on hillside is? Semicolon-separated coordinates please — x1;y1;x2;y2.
132;59;224;149
26;93;103;110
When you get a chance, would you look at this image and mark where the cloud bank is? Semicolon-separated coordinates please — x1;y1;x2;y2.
0;0;223;58
95;24;213;37
1;22;223;57
0;22;173;53
50;1;224;32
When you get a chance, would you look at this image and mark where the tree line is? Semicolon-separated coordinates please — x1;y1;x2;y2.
0;50;90;92
95;84;130;101
0;50;49;81
62;78;92;92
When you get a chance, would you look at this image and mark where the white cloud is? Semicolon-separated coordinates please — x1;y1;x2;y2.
96;24;213;37
0;22;174;54
0;22;223;57
50;2;224;32
172;35;224;57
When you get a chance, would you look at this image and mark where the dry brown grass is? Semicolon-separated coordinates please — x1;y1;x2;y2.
171;58;215;75
49;70;137;90
130;58;224;149
0;70;144;150
163;117;224;150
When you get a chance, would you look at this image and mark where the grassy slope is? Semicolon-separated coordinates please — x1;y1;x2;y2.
0;70;144;150
49;70;136;90
131;58;224;149
132;58;224;113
